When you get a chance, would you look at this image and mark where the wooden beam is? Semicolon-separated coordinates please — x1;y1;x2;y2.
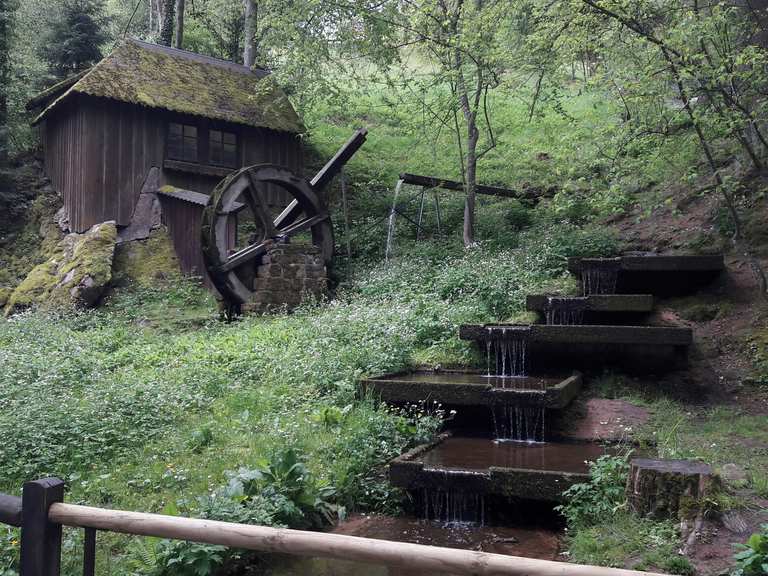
276;127;368;230
398;173;555;202
0;494;22;527
399;172;516;197
310;128;368;192
217;239;274;273
48;502;668;576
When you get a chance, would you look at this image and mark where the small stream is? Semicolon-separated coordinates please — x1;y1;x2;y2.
259;514;562;576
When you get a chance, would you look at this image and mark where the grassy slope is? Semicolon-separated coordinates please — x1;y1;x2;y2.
0;75;761;576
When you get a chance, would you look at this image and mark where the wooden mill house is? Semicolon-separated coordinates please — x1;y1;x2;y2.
28;38;304;281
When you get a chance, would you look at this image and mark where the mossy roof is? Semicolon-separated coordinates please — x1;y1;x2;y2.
32;39;302;133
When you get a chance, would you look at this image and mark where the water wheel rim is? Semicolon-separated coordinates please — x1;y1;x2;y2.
202;164;333;306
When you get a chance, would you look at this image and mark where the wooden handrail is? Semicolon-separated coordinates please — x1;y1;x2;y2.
48;502;668;576
0;494;22;527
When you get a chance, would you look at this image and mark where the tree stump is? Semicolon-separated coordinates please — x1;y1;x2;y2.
627;458;713;519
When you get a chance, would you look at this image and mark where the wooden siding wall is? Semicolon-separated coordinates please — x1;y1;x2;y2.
44;95;305;234
158;196;237;289
158;195;210;283
241;128;303;207
44;96;164;233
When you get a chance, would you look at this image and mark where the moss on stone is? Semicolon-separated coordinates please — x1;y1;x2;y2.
746;326;768;385
505;310;539;324
112;226;181;288
0;287;12;309
0;170;63;289
4;222;117;315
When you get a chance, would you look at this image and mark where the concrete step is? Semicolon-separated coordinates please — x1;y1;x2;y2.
567;253;724;296
525;294;653;325
459;324;692;373
362;369;582;409
389;434;614;502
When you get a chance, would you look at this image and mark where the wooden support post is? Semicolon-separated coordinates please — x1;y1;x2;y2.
83;528;96;576
416;187;426;241
21;478;65;576
340;168;351;260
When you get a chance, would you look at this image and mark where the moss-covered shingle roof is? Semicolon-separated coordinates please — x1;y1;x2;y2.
33;39;302;133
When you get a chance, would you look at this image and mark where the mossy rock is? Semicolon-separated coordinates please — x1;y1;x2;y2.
0;287;11;309
746;326;768;385
112;226;181;288
4;221;117;315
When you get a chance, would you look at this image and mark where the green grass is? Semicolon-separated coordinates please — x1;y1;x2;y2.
0;56;723;576
0;220;621;575
587;373;768;494
566;513;695;575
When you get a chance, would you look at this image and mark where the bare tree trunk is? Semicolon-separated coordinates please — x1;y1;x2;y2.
150;0;162;36
243;0;257;67
174;0;185;49
159;0;175;46
0;0;11;164
456;67;479;247
462;121;478;247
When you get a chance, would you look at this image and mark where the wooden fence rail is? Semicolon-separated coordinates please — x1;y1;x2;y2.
0;478;669;576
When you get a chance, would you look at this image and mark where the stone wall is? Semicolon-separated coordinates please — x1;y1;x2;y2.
244;243;328;314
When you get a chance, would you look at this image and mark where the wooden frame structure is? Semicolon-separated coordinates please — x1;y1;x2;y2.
3;477;667;576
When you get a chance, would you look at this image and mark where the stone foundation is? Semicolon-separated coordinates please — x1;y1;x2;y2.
244;243;328;314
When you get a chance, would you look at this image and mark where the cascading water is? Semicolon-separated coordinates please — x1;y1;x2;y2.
581;258;621;295
491;405;546;443
485;326;529;377
420;487;486;525
544;296;587;325
482;326;546;443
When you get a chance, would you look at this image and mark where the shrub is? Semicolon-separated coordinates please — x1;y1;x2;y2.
556;455;630;528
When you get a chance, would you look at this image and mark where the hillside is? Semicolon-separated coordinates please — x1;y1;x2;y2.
1;39;768;576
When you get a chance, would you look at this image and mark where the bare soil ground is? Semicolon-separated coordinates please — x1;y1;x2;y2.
605;181;768;575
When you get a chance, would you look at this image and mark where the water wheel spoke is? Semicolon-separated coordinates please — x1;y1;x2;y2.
278;213;329;239
217;239;274;273
245;172;278;238
274;199;303;229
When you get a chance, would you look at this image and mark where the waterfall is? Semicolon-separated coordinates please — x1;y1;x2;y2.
492;405;546;443
421;488;485;525
581;258;620;295
484;326;529;377
482;325;545;442
544;296;587;325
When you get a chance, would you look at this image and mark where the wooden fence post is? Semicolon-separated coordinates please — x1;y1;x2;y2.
20;478;65;576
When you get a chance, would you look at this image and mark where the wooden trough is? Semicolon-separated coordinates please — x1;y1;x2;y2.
525;294;654;325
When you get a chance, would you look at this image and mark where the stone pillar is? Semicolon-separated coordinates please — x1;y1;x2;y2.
244;243;328;314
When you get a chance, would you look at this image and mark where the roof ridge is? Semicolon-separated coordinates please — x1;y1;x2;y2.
30;38;301;133
125;38;269;78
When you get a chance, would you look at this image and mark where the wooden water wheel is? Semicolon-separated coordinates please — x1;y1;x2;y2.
201;164;334;307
